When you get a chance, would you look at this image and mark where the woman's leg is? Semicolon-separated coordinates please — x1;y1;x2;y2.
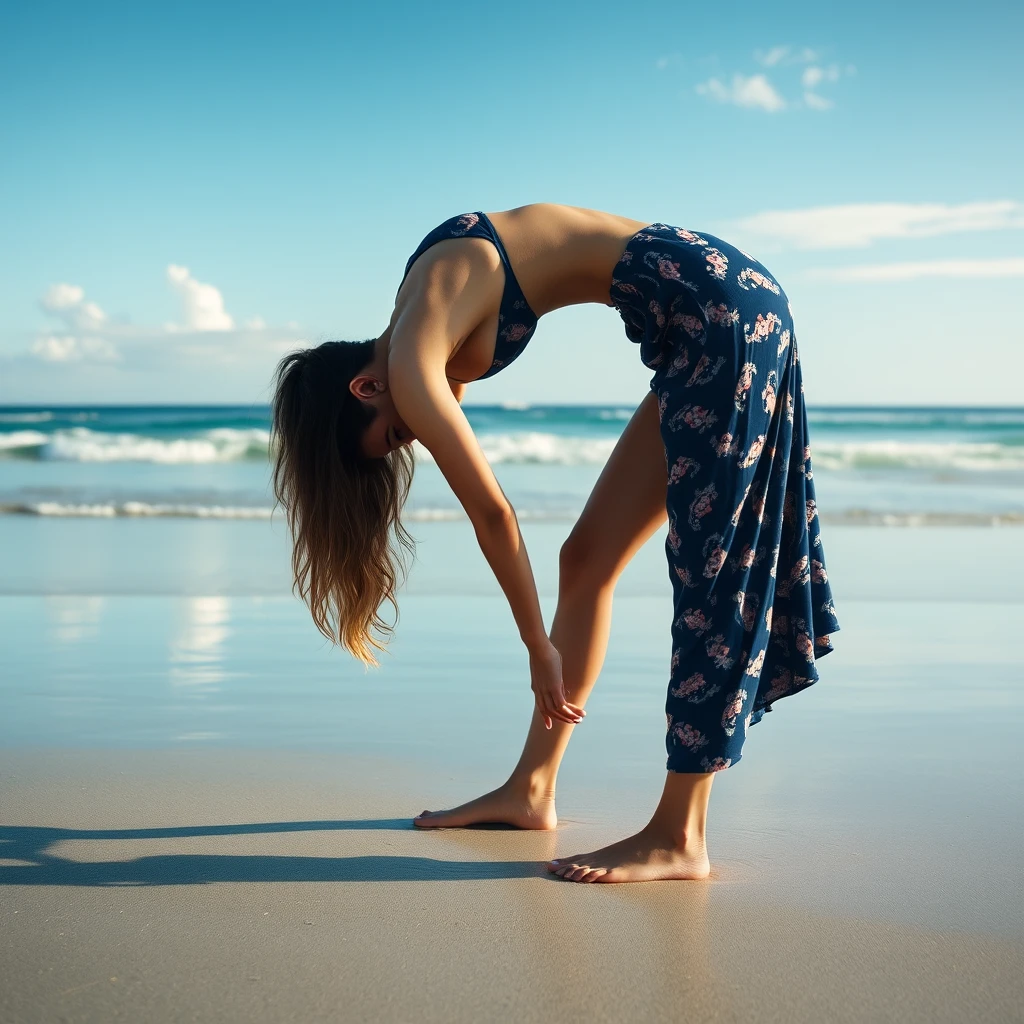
415;390;668;828
548;771;713;882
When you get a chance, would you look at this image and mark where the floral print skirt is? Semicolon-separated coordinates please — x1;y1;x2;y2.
611;225;841;773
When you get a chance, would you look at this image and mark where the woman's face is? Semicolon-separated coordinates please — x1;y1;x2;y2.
358;390;415;460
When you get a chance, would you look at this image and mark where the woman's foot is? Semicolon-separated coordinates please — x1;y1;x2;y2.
414;780;557;830
547;826;710;882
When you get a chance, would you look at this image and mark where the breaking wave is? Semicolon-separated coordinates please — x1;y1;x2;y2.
2;425;1022;471
811;440;1024;472
3;501;1022;527
0;427;272;463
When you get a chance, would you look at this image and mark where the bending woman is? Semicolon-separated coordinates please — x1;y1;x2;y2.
271;204;840;883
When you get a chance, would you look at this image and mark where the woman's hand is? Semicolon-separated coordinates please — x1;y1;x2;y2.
528;639;586;730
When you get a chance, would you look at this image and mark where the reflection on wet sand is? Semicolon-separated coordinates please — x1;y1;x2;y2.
169;596;230;690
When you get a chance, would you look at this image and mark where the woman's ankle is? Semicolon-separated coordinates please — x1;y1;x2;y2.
506;769;558;802
643;817;707;853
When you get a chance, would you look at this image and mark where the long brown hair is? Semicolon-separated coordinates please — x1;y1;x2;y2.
271;340;415;665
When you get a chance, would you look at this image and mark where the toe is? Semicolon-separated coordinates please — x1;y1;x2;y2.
567;865;591;882
581;868;607;883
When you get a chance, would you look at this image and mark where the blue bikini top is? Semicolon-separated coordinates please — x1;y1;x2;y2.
401;212;539;381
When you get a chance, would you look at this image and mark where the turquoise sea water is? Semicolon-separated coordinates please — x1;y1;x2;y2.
2;404;1023;525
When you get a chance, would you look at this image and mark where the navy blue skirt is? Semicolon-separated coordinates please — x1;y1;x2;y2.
611;225;840;772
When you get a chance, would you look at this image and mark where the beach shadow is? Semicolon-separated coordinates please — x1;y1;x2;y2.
0;820;547;887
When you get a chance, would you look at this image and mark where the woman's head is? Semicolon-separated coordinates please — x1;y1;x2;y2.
271;338;415;665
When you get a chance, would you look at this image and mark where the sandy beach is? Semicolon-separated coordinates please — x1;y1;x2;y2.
2;519;1023;1022
2;746;1023;1024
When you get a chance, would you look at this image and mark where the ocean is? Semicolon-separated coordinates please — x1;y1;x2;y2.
1;404;1023;527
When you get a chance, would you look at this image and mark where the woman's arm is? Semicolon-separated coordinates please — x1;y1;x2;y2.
387;293;583;727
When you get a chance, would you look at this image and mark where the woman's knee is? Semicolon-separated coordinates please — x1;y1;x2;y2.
559;530;620;592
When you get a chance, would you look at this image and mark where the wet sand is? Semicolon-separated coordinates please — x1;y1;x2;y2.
1;749;1022;1024
2;521;1023;1022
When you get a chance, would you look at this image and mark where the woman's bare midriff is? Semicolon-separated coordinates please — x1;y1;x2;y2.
486;204;650;315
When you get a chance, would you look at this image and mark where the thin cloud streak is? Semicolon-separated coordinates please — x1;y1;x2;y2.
803;91;833;110
30;335;120;363
808;258;1024;282
754;45;819;67
738;201;1024;249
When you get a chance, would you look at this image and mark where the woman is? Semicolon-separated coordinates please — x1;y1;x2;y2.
271;203;839;883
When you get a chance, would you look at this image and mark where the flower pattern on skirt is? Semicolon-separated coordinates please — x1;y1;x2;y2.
612;225;840;773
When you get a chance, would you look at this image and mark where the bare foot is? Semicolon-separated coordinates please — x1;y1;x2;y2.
414;781;557;830
547;826;710;882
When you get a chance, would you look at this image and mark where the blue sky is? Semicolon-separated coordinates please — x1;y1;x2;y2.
1;0;1022;406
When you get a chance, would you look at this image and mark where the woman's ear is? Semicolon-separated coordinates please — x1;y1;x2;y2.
349;375;385;400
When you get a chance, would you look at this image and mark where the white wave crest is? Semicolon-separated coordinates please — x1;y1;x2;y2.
414;432;618;465
5;501;274;519
826;509;1024;527
0;502;577;522
4;500;1022;528
405;508;466;521
812;440;1024;472
0;430;49;450
5;424;1023;471
37;427;271;463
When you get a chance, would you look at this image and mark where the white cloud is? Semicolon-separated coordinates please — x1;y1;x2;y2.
801;64;842;110
31;335;120;362
697;74;786;113
803;91;834;110
166;264;234;331
756;45;791;67
755;45;820;67
701;49;844;112
737;201;1024;249
802;64;840;88
40;283;108;331
808;258;1024;282
10;267;310;401
40;283;84;310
